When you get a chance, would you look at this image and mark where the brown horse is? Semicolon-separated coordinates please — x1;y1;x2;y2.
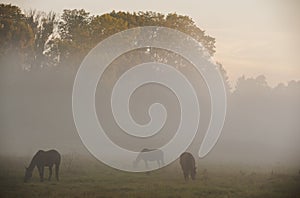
24;150;61;182
180;152;196;181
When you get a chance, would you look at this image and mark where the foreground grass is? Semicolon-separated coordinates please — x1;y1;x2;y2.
0;156;299;198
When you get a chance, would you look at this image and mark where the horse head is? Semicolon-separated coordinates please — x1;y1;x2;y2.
24;166;32;183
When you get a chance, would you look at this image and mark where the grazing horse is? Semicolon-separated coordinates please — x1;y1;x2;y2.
133;148;164;169
180;152;196;181
24;150;61;182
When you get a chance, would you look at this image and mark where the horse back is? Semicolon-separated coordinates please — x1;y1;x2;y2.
140;149;163;161
35;150;61;166
180;152;195;171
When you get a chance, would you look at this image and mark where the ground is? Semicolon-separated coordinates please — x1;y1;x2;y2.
0;156;299;198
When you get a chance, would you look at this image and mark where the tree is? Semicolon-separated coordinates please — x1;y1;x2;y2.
0;4;34;64
164;13;215;55
57;9;92;67
1;5;217;72
25;10;58;68
56;10;216;69
234;75;271;96
0;4;58;70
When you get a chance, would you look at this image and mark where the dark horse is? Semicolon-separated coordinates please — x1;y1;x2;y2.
133;148;164;169
24;150;61;182
180;152;196;181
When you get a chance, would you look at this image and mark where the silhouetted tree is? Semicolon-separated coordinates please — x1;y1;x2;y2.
0;4;34;67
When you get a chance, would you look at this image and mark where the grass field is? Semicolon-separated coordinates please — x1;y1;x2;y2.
0;155;299;198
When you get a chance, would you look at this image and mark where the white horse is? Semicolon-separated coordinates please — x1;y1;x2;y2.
133;148;164;169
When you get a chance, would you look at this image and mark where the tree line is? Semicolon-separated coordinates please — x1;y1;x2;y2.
0;4;215;70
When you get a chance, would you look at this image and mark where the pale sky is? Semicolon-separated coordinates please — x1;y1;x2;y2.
4;0;300;87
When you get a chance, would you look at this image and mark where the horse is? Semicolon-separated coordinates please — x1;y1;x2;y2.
24;149;61;182
179;152;196;181
133;148;164;169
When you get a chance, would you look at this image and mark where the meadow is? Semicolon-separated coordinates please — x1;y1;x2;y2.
0;155;299;198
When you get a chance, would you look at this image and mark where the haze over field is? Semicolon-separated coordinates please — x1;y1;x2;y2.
0;2;299;171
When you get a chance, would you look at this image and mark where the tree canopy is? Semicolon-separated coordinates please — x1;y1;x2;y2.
0;4;216;70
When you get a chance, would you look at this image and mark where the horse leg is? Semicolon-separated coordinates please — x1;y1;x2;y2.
183;171;188;181
55;164;60;181
41;166;44;182
144;160;149;169
38;166;44;182
48;166;53;181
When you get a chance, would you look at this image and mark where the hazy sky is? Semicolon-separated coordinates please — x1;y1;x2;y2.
4;0;300;86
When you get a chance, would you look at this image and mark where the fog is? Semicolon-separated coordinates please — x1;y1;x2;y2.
1;48;299;169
